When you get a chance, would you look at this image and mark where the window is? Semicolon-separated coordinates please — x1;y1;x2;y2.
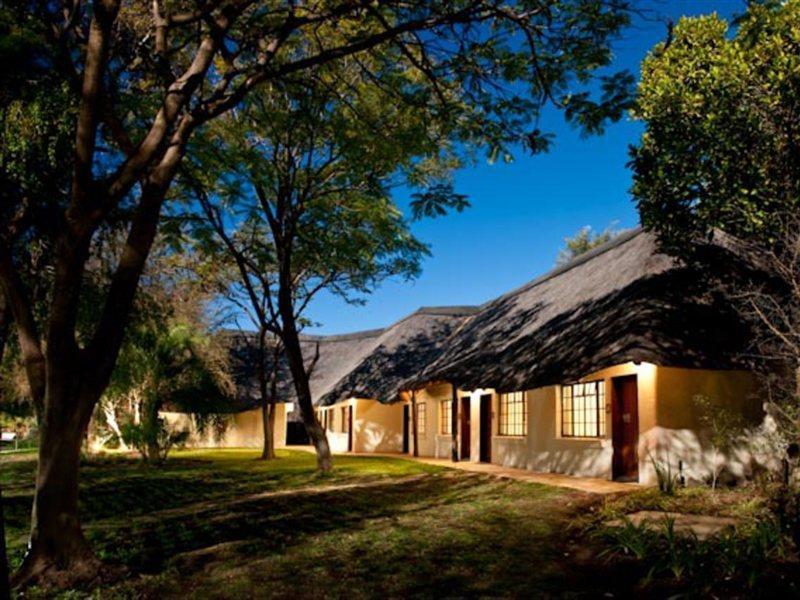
416;402;426;435
561;381;605;438
326;410;334;432
498;391;526;436
440;400;452;434
341;406;349;433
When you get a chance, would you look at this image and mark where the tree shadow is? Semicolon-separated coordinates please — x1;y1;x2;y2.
89;472;500;574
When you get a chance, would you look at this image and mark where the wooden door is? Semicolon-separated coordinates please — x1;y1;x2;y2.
612;375;639;481
402;405;409;454
347;406;353;452
479;394;492;463
460;397;471;460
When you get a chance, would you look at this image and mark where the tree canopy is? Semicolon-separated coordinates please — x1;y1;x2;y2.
0;0;636;588
631;1;800;257
556;224;620;266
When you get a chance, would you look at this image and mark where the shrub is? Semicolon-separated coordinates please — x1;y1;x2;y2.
598;513;790;593
648;452;679;495
121;418;189;465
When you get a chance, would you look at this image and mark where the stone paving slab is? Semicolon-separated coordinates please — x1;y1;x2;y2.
607;511;738;540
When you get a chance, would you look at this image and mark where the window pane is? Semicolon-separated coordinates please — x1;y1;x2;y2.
560;380;605;438
499;391;526;436
440;400;452;434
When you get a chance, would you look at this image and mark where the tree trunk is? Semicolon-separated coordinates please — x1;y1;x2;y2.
141;395;162;464
281;331;331;471
102;401;128;451
11;391;104;589
1;485;10;600
0;292;10;381
275;238;331;472
260;402;275;460
257;329;276;460
411;390;419;458
267;398;277;457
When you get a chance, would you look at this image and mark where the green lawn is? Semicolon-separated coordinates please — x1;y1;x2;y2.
3;449;640;598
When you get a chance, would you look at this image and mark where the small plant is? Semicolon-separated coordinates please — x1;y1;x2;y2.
597;518;654;560
648;451;678;495
693;395;745;490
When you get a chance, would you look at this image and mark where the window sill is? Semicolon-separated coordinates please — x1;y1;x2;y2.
557;436;607;445
494;435;527;440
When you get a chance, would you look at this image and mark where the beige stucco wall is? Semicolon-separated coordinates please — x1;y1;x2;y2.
160;403;288;449
449;362;763;485
649;366;765;485
401;383;452;458
355;399;404;453
317;401;351;453
316;398;404;453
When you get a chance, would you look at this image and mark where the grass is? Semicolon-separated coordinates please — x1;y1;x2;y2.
2;448;642;598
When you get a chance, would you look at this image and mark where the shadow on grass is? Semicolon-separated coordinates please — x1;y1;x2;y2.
90;473;493;574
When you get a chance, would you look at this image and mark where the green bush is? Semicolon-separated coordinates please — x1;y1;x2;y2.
597;514;789;593
648;452;679;496
121;418;189;465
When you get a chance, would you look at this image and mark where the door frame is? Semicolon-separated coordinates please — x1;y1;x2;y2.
402;405;409;454
611;374;639;482
460;396;471;460
479;394;492;463
347;405;353;452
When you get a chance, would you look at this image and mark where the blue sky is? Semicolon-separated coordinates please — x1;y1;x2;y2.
306;0;743;334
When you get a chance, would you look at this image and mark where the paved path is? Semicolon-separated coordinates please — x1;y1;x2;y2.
398;456;640;495
294;447;640;495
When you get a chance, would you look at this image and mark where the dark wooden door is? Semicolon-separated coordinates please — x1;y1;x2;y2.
460;397;471;460
612;375;639;481
479;394;492;463
402;405;409;454
347;406;353;452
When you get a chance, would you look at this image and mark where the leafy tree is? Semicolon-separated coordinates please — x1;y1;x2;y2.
556;224;620;265
631;3;800;459
189;74;437;470
105;250;234;462
631;2;800;256
0;0;633;587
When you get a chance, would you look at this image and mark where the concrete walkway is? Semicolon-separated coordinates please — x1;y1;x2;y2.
316;448;640;495
400;456;640;495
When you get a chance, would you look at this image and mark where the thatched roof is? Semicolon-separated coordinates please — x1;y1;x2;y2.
221;228;752;412
407;228;752;392
222;327;385;412
317;306;478;405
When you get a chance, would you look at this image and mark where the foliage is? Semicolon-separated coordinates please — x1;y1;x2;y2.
597;513;790;593
0;0;636;582
120;420;189;465
631;2;800;470
556;224;620;266
101;249;234;462
631;1;800;256
693;394;746;490
649;451;679;496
